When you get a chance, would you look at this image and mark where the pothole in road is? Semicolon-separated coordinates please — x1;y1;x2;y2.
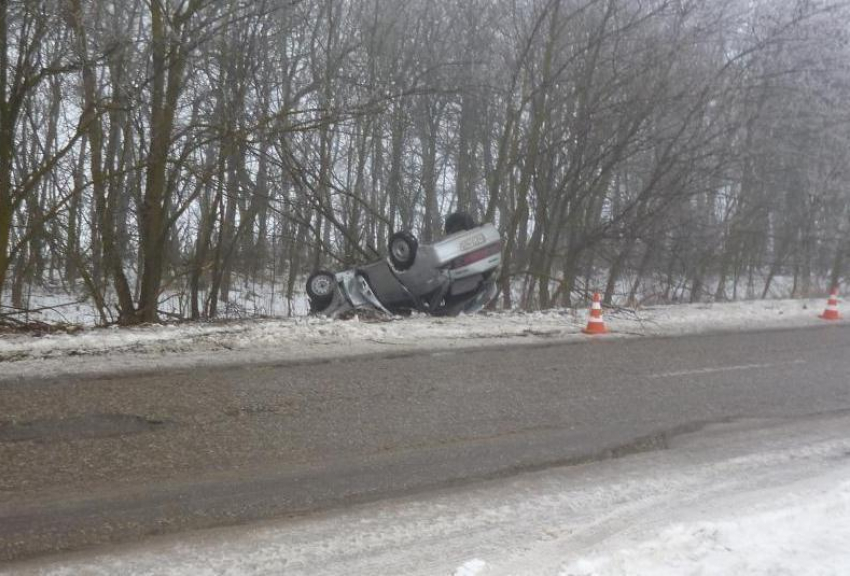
0;414;170;443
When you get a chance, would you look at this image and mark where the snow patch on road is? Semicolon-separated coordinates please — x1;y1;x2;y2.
453;558;488;576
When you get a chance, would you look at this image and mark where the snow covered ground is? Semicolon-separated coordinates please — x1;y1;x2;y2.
0;278;310;326
7;411;850;575
0;272;807;327
561;481;850;576
0;296;842;381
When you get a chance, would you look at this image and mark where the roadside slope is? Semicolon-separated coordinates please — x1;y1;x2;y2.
0;297;840;381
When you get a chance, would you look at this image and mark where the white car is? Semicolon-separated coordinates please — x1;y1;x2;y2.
306;213;502;317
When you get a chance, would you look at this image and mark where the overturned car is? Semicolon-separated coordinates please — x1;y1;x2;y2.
306;213;501;317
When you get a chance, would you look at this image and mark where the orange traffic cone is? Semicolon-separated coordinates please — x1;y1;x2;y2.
820;288;841;321
583;292;609;335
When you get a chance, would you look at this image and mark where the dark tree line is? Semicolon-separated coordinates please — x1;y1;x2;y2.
1;0;849;324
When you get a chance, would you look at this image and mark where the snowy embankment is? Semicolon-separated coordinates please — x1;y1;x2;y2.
0;297;840;380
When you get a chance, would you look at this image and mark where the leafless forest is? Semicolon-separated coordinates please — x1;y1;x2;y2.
0;0;848;325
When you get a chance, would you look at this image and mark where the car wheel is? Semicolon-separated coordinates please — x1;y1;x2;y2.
445;211;476;235
388;231;418;271
306;270;336;311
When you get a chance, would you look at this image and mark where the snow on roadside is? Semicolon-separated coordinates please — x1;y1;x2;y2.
0;297;840;380
560;480;850;576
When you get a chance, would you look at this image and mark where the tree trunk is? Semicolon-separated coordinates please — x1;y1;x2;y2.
137;1;190;323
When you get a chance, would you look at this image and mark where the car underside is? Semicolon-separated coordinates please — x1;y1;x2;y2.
306;213;502;318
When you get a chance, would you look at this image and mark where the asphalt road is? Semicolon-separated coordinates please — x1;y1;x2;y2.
1;324;849;562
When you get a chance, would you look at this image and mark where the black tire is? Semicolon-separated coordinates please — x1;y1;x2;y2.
306;270;336;311
445;211;476;235
388;231;418;271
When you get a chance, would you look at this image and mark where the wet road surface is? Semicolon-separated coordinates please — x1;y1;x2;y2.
1;324;848;561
